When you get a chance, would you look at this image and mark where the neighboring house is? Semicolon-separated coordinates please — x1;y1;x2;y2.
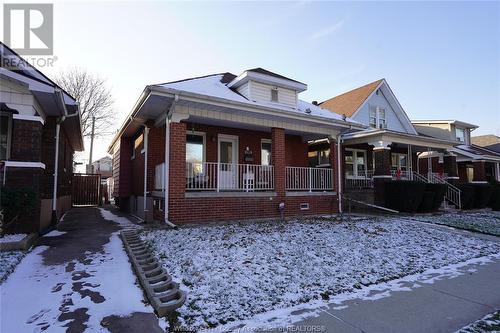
108;68;365;224
472;135;500;154
412;121;500;183
0;43;84;233
320;79;457;205
92;156;112;181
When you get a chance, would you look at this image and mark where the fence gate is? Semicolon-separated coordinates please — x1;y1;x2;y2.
72;173;101;206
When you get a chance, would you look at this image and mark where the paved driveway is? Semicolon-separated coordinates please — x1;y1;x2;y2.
0;207;164;333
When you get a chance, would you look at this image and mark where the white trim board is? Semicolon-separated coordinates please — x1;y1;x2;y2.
12;114;45;124
3;161;46;169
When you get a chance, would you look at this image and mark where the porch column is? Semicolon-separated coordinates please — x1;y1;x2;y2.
329;139;340;194
443;153;459;183
169;122;187;206
272;128;286;198
370;141;392;206
496;162;500;182
472;160;487;183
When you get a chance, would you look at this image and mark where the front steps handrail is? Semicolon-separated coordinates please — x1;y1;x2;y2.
428;173;461;209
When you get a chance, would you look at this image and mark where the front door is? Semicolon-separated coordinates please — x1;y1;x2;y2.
218;136;238;190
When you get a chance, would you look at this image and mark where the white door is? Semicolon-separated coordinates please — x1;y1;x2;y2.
218;136;238;190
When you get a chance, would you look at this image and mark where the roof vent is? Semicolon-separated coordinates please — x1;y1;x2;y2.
312;101;318;105
342;114;347;121
305;108;312;114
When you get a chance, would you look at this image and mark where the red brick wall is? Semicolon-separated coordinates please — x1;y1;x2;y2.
10;119;42;161
418;156;444;175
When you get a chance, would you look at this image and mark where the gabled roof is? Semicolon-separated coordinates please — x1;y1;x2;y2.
412;119;478;129
452;144;500;162
320;79;383;117
472;134;500;147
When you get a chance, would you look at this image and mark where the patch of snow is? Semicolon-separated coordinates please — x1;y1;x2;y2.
412;210;500;236
98;208;138;229
141;216;500;331
0;233;27;243
0;210;153;332
158;74;361;124
0;250;26;284
43;230;66;238
455;310;500;332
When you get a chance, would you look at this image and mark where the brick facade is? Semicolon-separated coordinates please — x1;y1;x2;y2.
472;160;486;182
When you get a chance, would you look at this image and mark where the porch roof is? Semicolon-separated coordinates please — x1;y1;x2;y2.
341;129;457;151
451;144;500;162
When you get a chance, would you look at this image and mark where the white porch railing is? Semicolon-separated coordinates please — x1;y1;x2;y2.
286;167;334;191
345;170;374;189
186;162;274;192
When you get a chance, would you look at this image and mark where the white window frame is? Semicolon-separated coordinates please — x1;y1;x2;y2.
271;87;279;103
455;127;466;143
345;148;367;178
186;131;207;165
369;106;387;129
261;139;272;166
391;153;408;171
0;112;13;161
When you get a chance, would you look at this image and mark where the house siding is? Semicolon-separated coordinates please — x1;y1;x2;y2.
250;81;297;108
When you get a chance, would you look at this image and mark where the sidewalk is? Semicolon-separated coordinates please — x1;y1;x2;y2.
0;207;164;333
283;253;500;333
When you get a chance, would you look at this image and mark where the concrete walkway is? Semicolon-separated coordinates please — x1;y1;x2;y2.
0;207;164;333
282;251;500;333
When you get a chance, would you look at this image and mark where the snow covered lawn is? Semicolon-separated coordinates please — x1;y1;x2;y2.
413;210;500;236
140;217;500;330
456;311;500;332
0;233;27;243
0;250;26;284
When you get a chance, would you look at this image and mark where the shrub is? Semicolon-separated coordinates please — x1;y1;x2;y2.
473;184;493;209
489;183;500;211
385;181;426;213
457;184;475;209
0;187;37;234
418;191;435;212
425;183;447;210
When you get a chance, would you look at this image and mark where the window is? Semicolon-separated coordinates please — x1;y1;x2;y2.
0;113;12;160
391;153;407;171
456;128;466;143
186;133;205;175
369;106;386;129
271;88;279;102
345;149;366;177
261;140;272;166
308;147;330;167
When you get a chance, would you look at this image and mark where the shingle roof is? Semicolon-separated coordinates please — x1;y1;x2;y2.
319;79;384;117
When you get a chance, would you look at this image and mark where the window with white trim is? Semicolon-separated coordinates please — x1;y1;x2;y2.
186;132;206;175
391;153;407;171
0;112;12;160
369;106;386;129
455;128;465;143
261;139;272;166
345;149;367;177
271;87;279;102
308;147;330;167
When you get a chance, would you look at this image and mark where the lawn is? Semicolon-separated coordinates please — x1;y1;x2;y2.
140;216;500;330
0;250;26;284
456;311;500;333
412;210;500;236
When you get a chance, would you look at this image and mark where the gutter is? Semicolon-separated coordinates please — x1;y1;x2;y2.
142;126;150;222
164;95;179;228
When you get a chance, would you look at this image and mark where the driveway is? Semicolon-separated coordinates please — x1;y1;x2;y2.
0;207;164;333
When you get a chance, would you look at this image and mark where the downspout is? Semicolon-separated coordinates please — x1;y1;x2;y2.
336;133;343;213
143;126;150;221
164;95;179;228
52;89;79;224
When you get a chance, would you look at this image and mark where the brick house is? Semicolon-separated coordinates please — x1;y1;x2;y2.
108;69;364;224
412;120;500;183
1;43;83;233
320;79;458;207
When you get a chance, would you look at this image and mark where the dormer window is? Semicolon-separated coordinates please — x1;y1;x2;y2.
271;87;279;102
456;128;465;143
369;106;386;129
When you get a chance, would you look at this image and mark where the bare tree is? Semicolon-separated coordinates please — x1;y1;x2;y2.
55;68;115;138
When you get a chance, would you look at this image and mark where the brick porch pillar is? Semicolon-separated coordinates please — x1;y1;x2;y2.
372;145;392;206
272;128;286;198
472;160;487;183
443;153;459;183
169;122;187;201
330;139;340;195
